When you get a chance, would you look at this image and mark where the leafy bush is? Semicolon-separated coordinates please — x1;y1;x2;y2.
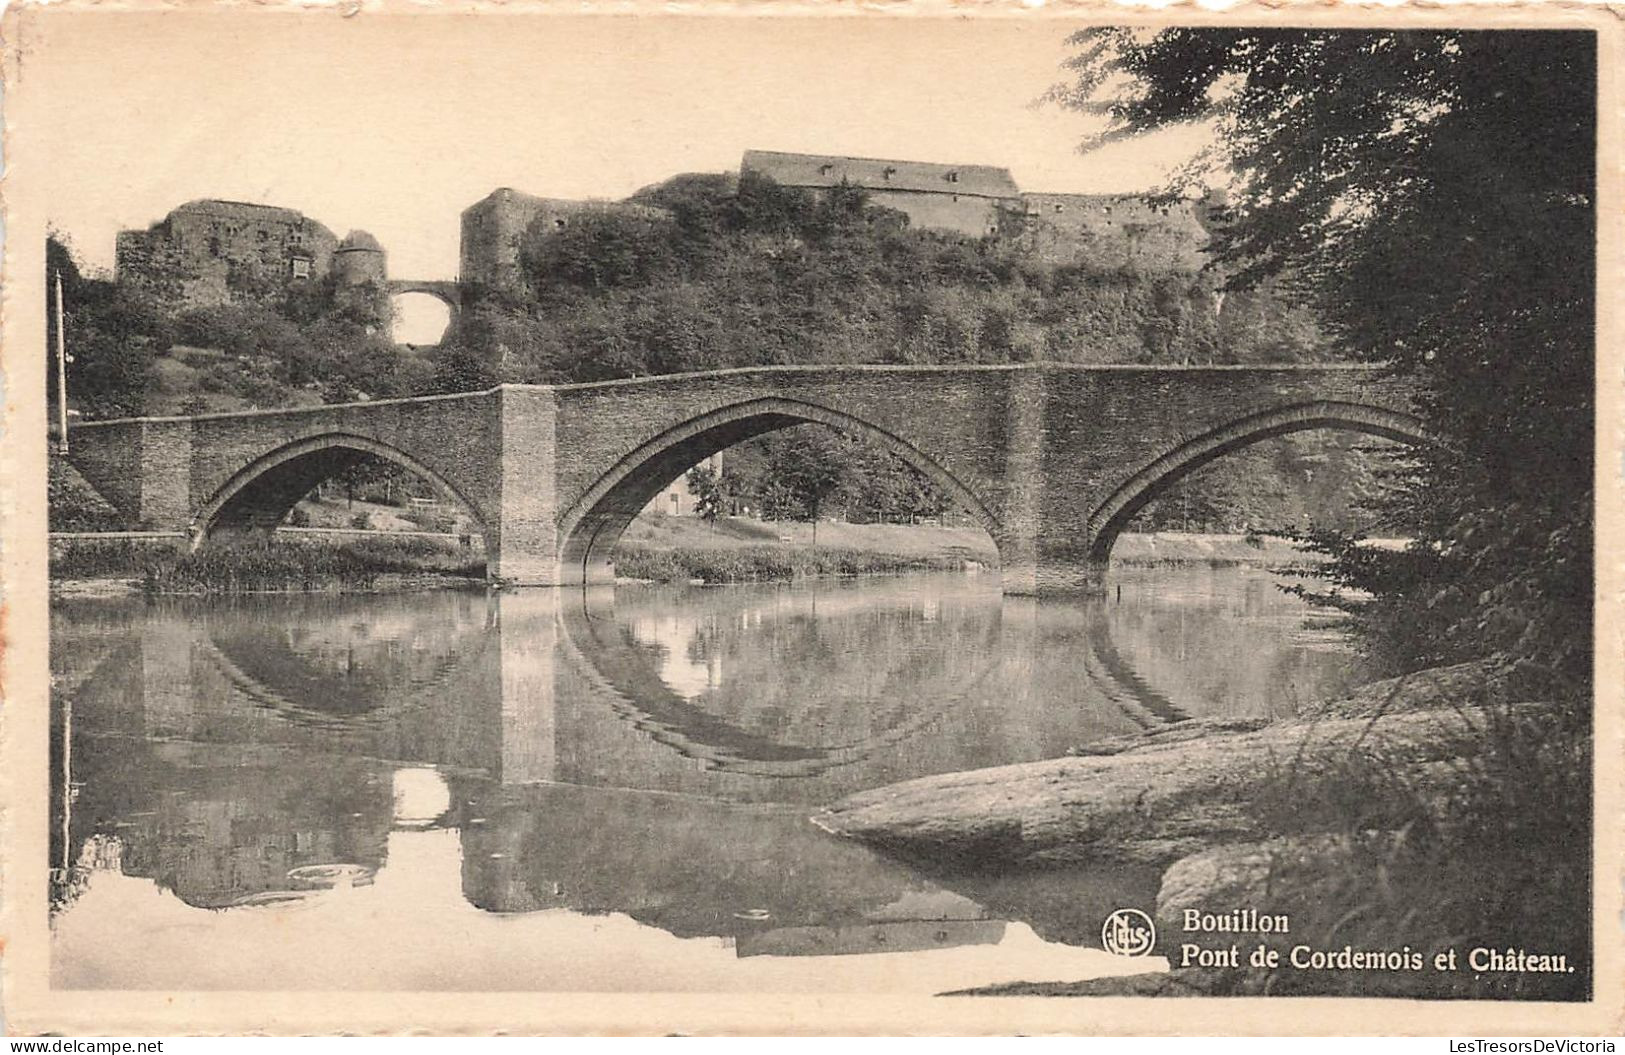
51;538;160;579
1238;698;1591;999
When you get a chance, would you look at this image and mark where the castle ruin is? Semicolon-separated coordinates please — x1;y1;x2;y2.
112;150;1230;331
115;200;347;309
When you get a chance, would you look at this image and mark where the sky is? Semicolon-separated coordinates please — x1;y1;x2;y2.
22;11;1213;279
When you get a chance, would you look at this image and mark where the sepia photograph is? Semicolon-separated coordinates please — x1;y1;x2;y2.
0;3;1618;1036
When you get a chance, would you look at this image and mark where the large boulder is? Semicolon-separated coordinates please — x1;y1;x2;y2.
815;709;1506;869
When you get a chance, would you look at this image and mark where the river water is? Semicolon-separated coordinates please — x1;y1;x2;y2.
48;563;1366;992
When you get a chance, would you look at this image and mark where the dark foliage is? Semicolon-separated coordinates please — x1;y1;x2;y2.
47;233;173;419
1053;27;1594;1002
1057;29;1594;688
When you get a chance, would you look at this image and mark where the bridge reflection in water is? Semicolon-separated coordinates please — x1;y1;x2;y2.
48;569;1363;988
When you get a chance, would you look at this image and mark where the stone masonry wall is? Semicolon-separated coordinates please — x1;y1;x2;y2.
544;365;1416;590
1012;194;1216;271
70;390;508;541
116;200;340;309
864;189;1006;238
1035;366;1420;572
185;392;508;530
64;420;148;526
461;189;669;293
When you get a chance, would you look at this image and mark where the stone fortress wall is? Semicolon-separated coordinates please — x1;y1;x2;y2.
742;149;1230;270
115;199;397;316
113;149;1227;316
1010;192;1227;270
116;200;341;309
458;188;669;294
741;149;1022;238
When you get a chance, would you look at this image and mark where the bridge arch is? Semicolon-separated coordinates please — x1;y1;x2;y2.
386;280;461;313
556;396;1000;583
192;432;491;554
386;280;461;345
1086;400;1429;564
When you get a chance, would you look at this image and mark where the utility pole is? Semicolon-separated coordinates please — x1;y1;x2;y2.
54;270;69;455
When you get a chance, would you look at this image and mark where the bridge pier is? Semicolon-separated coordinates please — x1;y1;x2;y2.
1000;556;1110;597
485;554;570;587
483;557;616;588
483;387;567;586
991;368;1110;595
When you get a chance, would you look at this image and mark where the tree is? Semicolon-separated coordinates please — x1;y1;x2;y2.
48;234;173;419
1054;29;1594;687
685;463;726;529
761;427;846;545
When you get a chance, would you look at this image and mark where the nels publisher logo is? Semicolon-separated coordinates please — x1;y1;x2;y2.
1102;908;1157;957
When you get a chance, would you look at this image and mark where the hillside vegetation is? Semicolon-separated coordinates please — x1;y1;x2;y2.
439;171;1331;385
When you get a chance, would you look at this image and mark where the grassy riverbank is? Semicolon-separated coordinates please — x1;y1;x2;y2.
613;513;1338;583
612;544;975;584
49;513;1345;594
612;514;989;583
620;513;1350;567
51;535;484;594
618;512;997;561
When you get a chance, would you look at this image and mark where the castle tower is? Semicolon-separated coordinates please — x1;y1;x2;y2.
460;188;549;293
333;230;388;286
332;230;390;327
460;188;669;294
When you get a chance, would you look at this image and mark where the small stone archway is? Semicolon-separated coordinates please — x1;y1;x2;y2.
1085;400;1430;565
554;396;1001;585
386;280;462;345
191;432;493;558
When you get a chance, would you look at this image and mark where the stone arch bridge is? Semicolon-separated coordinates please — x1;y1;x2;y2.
66;364;1424;594
386;279;462;313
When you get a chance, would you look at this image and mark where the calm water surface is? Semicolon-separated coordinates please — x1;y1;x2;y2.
48;564;1366;992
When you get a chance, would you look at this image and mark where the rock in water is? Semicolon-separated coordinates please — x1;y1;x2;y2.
815;711;1506;869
